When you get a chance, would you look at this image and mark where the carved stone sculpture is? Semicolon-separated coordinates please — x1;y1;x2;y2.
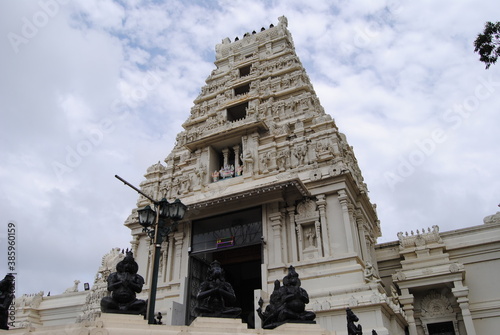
257;265;315;329
242;151;254;175
195;260;241;318
346;308;362;335
100;251;146;315
0;274;15;330
63;279;80;294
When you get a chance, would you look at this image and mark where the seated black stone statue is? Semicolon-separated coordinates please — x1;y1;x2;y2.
347;307;363;335
257;265;315;329
195;260;241;318
0;274;15;330
100;251;147;315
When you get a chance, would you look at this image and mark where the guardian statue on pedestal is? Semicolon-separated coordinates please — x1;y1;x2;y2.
0;274;15;330
195;260;241;318
100;251;146;315
257;265;315;329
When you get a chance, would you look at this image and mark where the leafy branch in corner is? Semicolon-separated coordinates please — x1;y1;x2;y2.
474;21;500;69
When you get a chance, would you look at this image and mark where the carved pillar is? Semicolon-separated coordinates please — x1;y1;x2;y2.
399;289;418;335
195;148;202;167
233;144;241;171
280;208;288;262
130;235;139;257
296;223;303;260
195;149;204;188
172;231;184;282
287;206;298;263
338;190;355;253
269;212;284;264
316;194;330;257
222;147;230;167
160;240;169;283
452;281;477;335
314;220;323;257
348;204;360;254
166;233;175;282
145;236;153;284
356;218;369;262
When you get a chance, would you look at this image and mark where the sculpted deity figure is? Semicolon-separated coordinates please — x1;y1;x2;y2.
276;150;288;171
364;262;380;283
195;164;207;186
278;15;288;28
241;151;254;175
100;251;146;315
0;274;15;330
171;178;181;196
257;266;315;329
195;261;241;318
293;146;307;167
180;175;191;194
306;228;316;248
235;165;243;176
260;152;270;173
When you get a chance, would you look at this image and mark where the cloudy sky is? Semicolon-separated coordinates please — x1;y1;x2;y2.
1;0;499;296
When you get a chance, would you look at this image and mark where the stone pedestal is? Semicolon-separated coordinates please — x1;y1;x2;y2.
0;316;336;334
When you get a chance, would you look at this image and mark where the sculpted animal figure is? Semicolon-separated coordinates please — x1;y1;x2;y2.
347;307;363;335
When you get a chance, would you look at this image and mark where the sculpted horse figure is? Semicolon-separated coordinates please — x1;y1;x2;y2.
347;307;362;335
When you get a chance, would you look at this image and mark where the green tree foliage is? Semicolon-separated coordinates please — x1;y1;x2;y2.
474;21;500;69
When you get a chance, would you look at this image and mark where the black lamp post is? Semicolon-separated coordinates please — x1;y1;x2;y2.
115;175;187;324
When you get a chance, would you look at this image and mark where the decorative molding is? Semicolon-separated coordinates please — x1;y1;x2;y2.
420;291;454;318
397;225;443;249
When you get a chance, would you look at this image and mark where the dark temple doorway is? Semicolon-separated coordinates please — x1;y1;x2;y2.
427;321;456;335
187;207;263;326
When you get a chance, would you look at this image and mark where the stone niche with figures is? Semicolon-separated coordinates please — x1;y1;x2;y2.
295;198;322;260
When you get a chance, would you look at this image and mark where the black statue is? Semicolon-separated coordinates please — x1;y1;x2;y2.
0;274;15;330
257;265;315;329
195;260;241;318
100;251;147;315
347;308;363;335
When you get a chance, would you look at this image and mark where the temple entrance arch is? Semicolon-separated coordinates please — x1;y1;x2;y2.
186;207;263;326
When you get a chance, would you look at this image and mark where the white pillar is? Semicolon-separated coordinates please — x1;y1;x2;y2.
173;231;184;281
452;281;477;335
233;144;241;171
357;221;369;262
338;190;355;253
287;206;298;263
222;147;230;167
399;288;417;335
269;212;283;264
316;194;330;256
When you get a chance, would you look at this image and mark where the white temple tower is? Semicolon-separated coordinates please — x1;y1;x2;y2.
11;16;499;335
124;16;407;334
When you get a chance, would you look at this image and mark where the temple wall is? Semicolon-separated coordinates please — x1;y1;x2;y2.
375;221;500;335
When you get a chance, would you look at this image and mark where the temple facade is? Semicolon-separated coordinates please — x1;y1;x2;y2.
124;15;399;333
10;17;500;335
